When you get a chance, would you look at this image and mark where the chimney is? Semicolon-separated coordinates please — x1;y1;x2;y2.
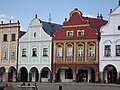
100;14;103;19
110;9;112;13
97;12;100;19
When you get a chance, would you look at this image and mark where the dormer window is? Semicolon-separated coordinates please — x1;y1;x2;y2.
77;30;84;37
66;31;73;37
118;26;120;30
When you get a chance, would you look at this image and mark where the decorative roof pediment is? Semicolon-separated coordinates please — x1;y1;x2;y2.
63;8;89;26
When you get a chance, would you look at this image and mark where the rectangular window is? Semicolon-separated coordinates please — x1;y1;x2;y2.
67;47;72;57
22;48;27;57
67;31;73;37
118;26;120;30
77;30;84;36
3;34;7;41
2;51;7;60
116;45;120;56
10;52;15;60
57;47;62;57
105;45;111;57
78;47;83;57
32;48;37;57
43;48;48;56
11;34;16;41
88;47;95;56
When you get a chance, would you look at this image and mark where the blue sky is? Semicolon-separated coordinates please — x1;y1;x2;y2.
0;0;118;31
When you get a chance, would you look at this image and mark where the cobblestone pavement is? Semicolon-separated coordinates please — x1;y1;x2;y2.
4;82;120;90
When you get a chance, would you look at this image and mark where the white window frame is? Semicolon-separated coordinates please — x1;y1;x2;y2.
57;47;62;57
88;47;95;56
77;30;84;37
22;48;27;57
32;48;37;57
43;48;48;57
78;47;84;57
104;45;111;57
67;47;73;57
66;31;73;37
116;45;120;56
10;51;15;60
2;51;7;60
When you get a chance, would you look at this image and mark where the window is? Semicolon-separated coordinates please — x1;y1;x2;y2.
11;34;16;41
88;47;95;56
77;30;84;36
2;51;7;60
34;32;36;37
10;52;15;59
67;47;73;57
105;45;111;57
22;48;27;57
118;26;120;30
32;48;37;57
78;47;84;57
43;48;48;56
3;34;7;41
67;31;73;37
57;47;62;57
116;45;120;56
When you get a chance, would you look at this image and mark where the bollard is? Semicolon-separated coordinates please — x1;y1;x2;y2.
59;85;62;90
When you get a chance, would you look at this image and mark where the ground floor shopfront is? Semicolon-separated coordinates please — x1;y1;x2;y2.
52;64;99;82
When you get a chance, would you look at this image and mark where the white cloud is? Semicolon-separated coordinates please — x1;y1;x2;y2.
83;14;96;18
0;14;18;23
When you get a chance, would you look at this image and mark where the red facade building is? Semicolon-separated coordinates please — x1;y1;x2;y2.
53;8;107;82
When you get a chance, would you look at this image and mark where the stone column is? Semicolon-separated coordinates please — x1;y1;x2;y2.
5;72;8;82
99;72;104;83
39;73;41;82
73;73;76;82
27;73;30;82
95;72;99;82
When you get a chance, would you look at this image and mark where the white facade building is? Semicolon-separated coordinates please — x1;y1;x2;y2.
99;1;120;83
18;15;61;82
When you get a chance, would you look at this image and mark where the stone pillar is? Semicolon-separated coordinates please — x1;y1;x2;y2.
95;72;99;82
52;73;56;82
5;72;8;82
117;72;120;80
73;73;76;82
27;73;30;82
39;73;41;82
99;72;104;83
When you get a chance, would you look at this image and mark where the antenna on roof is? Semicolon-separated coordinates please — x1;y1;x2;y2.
48;13;52;23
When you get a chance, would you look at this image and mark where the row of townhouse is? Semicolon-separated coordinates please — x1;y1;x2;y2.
0;1;120;83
